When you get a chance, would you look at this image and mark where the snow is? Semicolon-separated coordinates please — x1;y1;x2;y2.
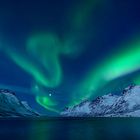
61;101;91;116
100;94;119;106
0;89;39;117
123;86;140;109
124;110;140;117
61;85;140;117
74;102;91;113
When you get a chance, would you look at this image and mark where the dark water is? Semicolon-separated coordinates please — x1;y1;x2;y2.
0;118;140;140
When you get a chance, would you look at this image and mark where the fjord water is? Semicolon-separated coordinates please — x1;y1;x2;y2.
0;118;140;140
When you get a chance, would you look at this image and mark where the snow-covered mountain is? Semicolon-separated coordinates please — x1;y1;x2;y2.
61;85;140;117
0;89;39;117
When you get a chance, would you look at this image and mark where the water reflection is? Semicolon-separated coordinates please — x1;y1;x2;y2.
0;118;140;140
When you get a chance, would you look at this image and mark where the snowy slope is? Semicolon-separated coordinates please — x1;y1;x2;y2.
61;85;140;117
0;89;39;117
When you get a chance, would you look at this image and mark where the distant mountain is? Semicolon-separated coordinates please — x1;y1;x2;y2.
0;89;39;117
61;85;140;117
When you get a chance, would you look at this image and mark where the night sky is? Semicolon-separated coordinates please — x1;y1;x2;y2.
0;0;140;115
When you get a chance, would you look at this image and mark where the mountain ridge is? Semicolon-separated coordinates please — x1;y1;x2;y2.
61;84;140;117
0;89;39;117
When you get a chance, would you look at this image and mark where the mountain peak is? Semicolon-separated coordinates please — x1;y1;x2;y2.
0;89;39;117
61;85;140;117
0;89;16;95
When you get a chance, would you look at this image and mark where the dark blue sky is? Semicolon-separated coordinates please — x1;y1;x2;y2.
0;0;140;115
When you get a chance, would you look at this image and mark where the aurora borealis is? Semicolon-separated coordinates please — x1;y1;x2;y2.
0;0;139;115
73;37;140;105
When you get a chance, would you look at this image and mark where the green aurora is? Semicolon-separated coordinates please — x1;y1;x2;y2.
2;0;99;112
0;0;139;114
2;31;85;112
6;34;140;111
36;96;59;113
72;37;140;105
